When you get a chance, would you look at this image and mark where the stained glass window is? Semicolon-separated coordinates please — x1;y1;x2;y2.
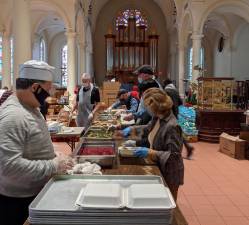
10;37;14;85
188;47;193;81
39;38;46;61
0;36;3;84
0;36;2;84
116;9;147;30
188;47;205;81
61;45;68;87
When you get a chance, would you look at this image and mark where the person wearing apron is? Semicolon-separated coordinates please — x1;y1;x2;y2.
74;73;100;130
76;83;94;129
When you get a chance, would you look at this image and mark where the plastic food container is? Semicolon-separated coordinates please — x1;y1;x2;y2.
75;182;175;210
118;146;136;157
127;184;175;209
76;183;122;208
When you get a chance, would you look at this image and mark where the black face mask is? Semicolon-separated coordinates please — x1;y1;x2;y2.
83;87;90;92
34;85;50;106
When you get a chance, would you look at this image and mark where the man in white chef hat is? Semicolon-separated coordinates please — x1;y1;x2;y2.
0;60;74;225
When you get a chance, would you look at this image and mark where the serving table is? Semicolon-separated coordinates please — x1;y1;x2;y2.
50;127;84;151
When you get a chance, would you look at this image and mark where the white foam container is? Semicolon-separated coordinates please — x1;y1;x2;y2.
127;184;175;209
75;183;175;209
76;183;123;208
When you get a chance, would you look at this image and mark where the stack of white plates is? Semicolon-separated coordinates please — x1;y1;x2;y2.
29;175;176;225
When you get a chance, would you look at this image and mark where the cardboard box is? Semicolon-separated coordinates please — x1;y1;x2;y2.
239;131;249;142
219;133;246;159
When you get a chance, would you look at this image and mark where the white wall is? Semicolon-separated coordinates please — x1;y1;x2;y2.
231;24;249;80
212;25;249;80
213;34;231;77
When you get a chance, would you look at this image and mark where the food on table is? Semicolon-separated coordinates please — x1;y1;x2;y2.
86;129;113;138
79;146;115;155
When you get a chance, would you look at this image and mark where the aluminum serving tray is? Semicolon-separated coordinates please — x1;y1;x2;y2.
83;127;114;141
29;175;165;213
73;141;117;167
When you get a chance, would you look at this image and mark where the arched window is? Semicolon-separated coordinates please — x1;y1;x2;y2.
0;36;2;86
188;47;205;81
39;38;46;61
115;9;148;30
105;9;158;83
188;47;193;81
61;45;68;87
10;37;14;85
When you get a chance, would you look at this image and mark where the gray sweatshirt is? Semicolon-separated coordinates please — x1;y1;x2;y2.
0;95;56;197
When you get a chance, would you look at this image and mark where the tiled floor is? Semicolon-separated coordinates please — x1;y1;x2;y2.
53;141;249;225
179;142;249;225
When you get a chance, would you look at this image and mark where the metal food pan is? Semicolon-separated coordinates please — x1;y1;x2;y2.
73;141;117;167
83;127;114;140
73;140;116;155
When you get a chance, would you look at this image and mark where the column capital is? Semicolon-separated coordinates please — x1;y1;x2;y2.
65;31;77;38
178;43;186;51
191;33;204;40
2;32;10;40
78;41;86;49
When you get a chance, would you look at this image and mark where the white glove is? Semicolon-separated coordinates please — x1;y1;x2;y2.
88;112;94;120
124;140;136;147
53;155;75;174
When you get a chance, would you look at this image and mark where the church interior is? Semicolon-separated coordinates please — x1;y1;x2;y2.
0;0;249;225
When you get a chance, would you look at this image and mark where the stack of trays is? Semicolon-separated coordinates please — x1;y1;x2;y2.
29;175;175;225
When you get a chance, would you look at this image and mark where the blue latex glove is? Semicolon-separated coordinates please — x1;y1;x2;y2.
122;127;131;137
134;147;149;158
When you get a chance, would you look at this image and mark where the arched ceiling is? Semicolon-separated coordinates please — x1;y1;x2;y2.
0;0;13;34
203;6;248;49
30;1;66;43
199;1;249;33
33;13;65;41
90;0;178;31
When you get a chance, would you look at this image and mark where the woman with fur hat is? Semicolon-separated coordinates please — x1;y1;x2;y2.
133;88;184;200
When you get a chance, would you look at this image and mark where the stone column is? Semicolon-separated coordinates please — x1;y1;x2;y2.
13;0;31;86
86;51;93;76
78;41;86;83
191;33;203;82
66;31;77;98
178;44;185;98
2;33;11;88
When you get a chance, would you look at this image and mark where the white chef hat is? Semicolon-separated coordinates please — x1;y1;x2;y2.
81;73;91;80
19;60;55;82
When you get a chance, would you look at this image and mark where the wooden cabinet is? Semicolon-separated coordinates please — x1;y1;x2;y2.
197;109;245;143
